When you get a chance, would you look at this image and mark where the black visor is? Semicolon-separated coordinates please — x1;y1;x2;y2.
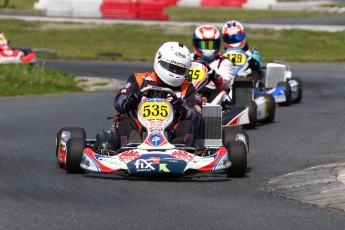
159;60;188;75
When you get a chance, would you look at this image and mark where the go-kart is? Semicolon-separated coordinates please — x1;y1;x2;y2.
189;60;275;129
223;48;302;106
261;61;303;106
0;33;36;64
56;86;249;178
0;46;36;64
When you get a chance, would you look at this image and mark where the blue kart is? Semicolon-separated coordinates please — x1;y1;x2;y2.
223;48;302;106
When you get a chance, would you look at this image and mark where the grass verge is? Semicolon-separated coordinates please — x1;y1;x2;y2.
2;19;345;62
164;6;345;21
0;64;82;97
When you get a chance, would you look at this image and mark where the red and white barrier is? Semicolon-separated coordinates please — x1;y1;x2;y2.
33;0;276;20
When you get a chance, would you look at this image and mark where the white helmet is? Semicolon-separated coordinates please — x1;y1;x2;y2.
0;32;9;46
154;42;191;87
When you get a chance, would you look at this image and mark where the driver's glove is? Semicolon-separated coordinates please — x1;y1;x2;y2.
122;93;140;112
172;98;187;121
207;69;217;81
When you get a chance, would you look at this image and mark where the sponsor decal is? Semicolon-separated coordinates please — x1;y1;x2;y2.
147;98;164;102
226;27;240;35
150;128;160;135
171;60;189;68
194;104;202;114
159;164;170;172
257;110;262;117
119;150;140;162
172;150;193;161
128;154;188;174
81;156;90;167
194;94;202;102
150;134;162;147
124;82;131;89
175;52;186;59
98;157;119;166
223;159;228;168
133;158;170;172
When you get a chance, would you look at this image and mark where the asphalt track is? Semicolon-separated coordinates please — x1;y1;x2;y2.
1;60;345;229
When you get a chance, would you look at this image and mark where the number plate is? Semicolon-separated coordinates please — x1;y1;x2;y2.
140;100;171;120
223;52;247;66
189;62;207;83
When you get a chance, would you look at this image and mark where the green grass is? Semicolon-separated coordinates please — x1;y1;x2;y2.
321;3;345;8
165;6;345;21
2;19;345;62
0;64;82;96
0;0;38;12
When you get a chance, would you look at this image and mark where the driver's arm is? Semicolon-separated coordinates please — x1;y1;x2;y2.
183;83;203;126
114;74;139;113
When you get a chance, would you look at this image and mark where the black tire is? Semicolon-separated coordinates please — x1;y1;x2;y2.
56;127;86;164
65;137;85;174
95;131;119;153
226;141;247;178
261;94;276;124
277;81;291;106
222;128;249;151
242;100;257;129
290;77;303;103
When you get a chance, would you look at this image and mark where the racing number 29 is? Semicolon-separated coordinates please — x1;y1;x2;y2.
142;104;169;118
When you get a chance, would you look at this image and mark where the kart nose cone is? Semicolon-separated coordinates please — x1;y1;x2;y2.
127;154;187;175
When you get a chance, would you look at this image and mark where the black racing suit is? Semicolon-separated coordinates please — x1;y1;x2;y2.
114;71;203;147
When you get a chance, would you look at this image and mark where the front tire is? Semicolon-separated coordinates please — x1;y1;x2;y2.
222;128;249;151
56;127;86;166
290;77;303;103
226;141;247;178
277;81;291;106
65;137;85;174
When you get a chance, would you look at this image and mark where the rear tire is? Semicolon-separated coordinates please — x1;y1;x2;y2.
65;137;85;174
261;94;275;124
277;81;291;106
226;141;247;178
290;77;303;103
242;100;257;129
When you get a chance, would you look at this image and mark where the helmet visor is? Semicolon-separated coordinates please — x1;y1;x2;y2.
193;39;220;51
223;33;245;44
159;60;189;76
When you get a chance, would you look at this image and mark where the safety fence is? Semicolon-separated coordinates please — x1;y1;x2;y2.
34;0;275;20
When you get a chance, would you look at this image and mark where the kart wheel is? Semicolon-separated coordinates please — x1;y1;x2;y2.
277;81;291;106
56;127;86;165
261;94;275;124
290;77;303;103
222;128;249;151
226;141;247;178
65;137;85;174
242;100;257;129
95;131;119;153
